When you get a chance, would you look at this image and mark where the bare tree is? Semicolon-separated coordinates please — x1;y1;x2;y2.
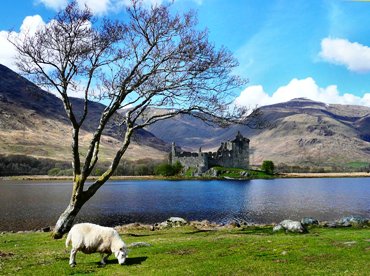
9;0;258;239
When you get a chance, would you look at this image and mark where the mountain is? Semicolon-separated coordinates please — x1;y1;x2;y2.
145;98;370;168
0;64;168;162
3;62;370;169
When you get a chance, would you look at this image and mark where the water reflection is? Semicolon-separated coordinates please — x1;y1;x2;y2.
0;178;369;231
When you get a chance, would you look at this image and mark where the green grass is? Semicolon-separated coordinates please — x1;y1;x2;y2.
212;166;273;179
1;226;369;275
346;162;370;169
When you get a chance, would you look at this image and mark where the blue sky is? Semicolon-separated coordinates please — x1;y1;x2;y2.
1;0;370;108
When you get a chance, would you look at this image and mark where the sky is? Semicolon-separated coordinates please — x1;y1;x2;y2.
1;0;370;108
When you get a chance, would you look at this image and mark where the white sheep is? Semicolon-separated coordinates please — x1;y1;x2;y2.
65;223;128;267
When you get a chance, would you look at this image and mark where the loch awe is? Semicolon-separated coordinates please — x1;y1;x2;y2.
1;177;369;232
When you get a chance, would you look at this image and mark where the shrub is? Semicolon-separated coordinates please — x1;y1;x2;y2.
172;161;183;175
154;162;183;176
154;164;175;176
261;160;275;174
48;167;61;176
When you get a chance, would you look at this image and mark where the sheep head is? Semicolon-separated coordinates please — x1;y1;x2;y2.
114;247;128;265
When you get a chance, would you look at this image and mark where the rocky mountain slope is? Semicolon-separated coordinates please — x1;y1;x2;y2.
2;62;370;169
0;64;168;162
145;98;370;168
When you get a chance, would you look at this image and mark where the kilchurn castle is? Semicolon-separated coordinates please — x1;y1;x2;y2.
169;131;250;174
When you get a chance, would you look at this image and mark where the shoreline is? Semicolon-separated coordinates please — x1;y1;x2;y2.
279;172;370;178
3;215;369;233
1;172;370;181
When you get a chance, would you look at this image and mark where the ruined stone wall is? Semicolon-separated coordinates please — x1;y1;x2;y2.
170;150;208;173
170;132;249;173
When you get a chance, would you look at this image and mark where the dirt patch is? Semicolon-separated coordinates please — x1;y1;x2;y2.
273;259;288;263
167;248;197;256
0;251;14;258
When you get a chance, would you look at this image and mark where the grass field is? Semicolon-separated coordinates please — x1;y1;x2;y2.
1;226;369;275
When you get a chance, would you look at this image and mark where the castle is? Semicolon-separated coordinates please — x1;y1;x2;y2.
169;131;250;174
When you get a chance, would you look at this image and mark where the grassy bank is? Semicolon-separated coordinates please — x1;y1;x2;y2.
2;171;370;182
1;226;369;275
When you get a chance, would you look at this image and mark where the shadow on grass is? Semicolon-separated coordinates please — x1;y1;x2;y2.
125;233;152;237
97;256;147;266
125;256;148;266
185;229;216;235
239;227;273;235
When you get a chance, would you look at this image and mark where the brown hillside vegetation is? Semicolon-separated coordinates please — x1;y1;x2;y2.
145;98;370;168
0;64;167;162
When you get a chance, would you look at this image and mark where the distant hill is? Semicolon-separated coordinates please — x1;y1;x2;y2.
3;62;370;170
145;98;370;169
0;64;168;163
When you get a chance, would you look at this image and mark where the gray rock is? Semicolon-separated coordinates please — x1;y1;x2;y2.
205;168;219;177
153;221;170;230
301;217;319;226
167;217;188;226
273;224;283;232
338;216;369;226
154;217;188;230
239;171;249;177
273;220;307;233
324;216;369;228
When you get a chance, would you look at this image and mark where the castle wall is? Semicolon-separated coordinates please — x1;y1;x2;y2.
170;147;208;174
170;132;249;174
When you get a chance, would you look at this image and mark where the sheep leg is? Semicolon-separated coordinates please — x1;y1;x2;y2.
69;248;77;267
100;253;111;265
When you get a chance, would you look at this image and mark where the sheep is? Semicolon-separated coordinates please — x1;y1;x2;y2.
65;223;128;267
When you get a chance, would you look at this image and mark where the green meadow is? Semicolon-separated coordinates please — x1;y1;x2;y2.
1;226;369;275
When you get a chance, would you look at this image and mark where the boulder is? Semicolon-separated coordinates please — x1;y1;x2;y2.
154;217;188;230
301;217;319;227
273;224;283;232
167;217;188;226
338;216;369;226
205;168;219;177
323;216;369;228
239;171;249;177
273;220;307;233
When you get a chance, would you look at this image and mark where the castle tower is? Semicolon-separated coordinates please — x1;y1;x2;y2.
169;142;177;164
230;131;250;169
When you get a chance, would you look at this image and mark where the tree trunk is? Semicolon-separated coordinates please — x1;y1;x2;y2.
52;200;85;239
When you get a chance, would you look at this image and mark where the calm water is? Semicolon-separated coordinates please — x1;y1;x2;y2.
0;178;369;231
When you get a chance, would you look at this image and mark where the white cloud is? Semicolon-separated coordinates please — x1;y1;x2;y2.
36;0;67;10
36;0;202;14
319;37;370;73
76;0;111;14
36;0;111;14
19;15;46;35
0;31;18;70
0;15;46;71
235;77;370;108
